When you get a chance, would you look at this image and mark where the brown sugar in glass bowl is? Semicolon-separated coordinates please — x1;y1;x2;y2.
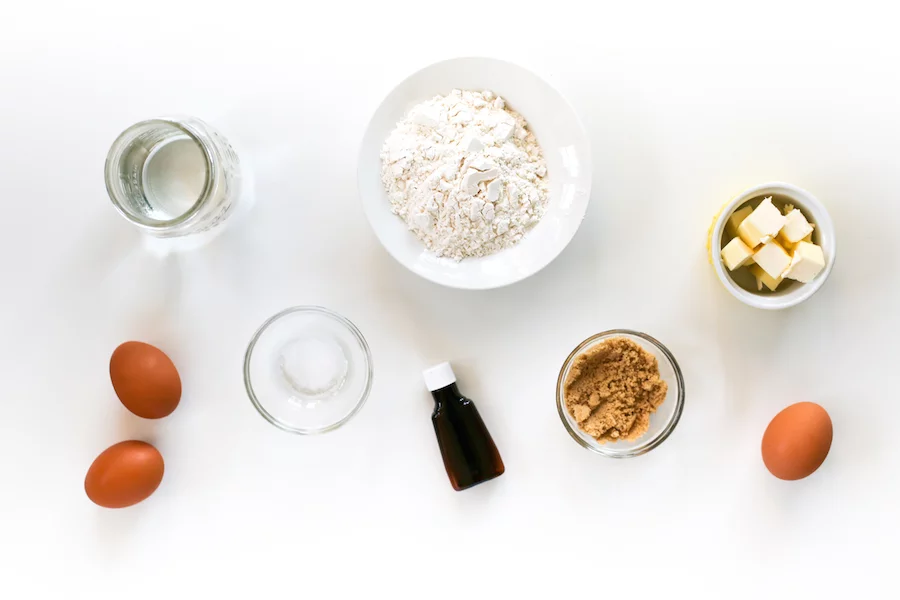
556;330;684;458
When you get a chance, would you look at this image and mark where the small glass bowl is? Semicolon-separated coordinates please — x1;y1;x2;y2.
556;330;684;458
244;306;373;434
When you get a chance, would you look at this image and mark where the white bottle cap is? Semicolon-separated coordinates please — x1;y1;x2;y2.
423;362;457;392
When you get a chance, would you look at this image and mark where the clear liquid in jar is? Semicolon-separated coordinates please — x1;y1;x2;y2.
141;135;208;220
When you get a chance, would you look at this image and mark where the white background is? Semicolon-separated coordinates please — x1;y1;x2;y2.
2;1;898;597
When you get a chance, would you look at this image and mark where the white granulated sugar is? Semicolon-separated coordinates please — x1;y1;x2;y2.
380;89;549;260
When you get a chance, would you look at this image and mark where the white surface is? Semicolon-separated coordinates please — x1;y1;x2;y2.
2;1;899;597
359;58;591;289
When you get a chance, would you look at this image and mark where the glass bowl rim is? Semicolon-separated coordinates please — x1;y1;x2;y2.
556;329;685;458
243;305;373;435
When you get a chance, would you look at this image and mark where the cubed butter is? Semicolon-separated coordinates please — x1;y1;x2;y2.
779;208;814;244
783;241;825;283
780;231;816;252
753;239;792;279
749;263;783;291
726;206;753;237
721;237;754;270
737;218;764;249
738;197;787;248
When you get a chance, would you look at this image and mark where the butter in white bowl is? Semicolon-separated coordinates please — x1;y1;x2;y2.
710;182;836;310
720;237;754;271
737;197;786;247
748;264;783;292
783;241;826;283
721;197;826;291
752;238;792;280
779;207;815;247
726;205;753;236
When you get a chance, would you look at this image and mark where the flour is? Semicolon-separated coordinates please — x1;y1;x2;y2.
380;89;549;260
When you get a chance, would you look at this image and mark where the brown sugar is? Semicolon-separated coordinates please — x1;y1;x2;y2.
564;337;668;443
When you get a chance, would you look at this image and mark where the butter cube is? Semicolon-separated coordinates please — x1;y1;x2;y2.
726;206;753;237
779;208;814;244
783;241;826;283
721;237;754;270
737;218;764;249
753;239;792;279
780;231;815;252
749;263;783;291
738;197;787;248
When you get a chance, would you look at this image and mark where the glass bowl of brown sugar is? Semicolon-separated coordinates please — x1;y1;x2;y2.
556;330;684;458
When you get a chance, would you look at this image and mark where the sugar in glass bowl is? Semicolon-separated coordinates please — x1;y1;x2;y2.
244;306;372;434
556;330;684;458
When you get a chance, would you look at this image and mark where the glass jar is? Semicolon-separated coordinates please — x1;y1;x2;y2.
104;116;241;238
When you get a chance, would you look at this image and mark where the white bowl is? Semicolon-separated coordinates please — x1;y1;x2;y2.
358;57;592;290
709;182;836;310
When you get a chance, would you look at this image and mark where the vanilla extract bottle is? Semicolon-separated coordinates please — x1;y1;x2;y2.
423;363;505;491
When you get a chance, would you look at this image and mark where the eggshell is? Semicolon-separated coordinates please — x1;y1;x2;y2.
762;402;833;480
84;441;164;508
110;341;181;419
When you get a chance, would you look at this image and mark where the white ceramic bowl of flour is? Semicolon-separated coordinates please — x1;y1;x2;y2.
358;57;592;290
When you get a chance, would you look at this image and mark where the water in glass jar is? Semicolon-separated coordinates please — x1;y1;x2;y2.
140;135;209;220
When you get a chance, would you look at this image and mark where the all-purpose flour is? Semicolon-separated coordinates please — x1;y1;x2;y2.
380;89;549;260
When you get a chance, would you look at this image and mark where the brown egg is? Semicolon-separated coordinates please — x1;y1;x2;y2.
762;402;833;480
84;441;164;508
110;341;181;418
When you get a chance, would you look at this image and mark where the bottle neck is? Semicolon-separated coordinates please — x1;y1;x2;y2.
430;383;461;408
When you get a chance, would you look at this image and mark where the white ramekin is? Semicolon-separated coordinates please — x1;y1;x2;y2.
709;182;836;310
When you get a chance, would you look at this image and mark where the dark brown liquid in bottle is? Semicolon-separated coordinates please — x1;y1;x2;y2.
431;383;505;491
